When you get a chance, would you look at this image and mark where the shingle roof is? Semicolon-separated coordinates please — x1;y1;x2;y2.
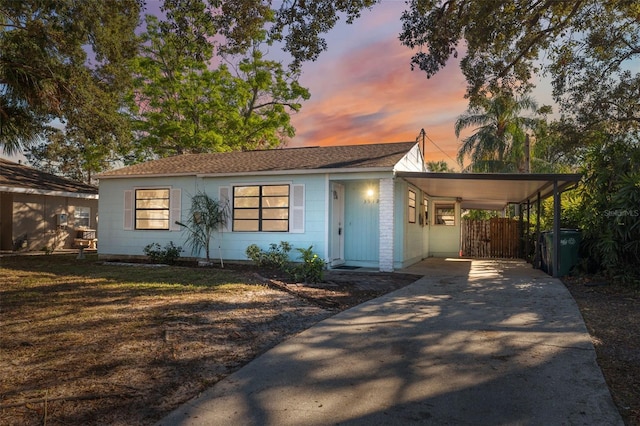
98;142;418;178
0;158;98;195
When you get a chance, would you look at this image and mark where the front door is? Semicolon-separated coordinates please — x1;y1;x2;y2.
330;183;345;266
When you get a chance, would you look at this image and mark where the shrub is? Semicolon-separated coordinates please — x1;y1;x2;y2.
143;242;183;264
292;245;325;283
577;139;640;285
245;241;292;269
246;242;325;283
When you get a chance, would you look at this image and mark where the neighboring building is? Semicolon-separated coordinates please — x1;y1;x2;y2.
0;158;99;252
96;142;580;272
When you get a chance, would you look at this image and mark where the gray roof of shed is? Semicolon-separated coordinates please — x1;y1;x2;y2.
98;142;417;178
0;158;98;196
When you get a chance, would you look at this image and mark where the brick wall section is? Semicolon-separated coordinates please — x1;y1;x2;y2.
379;178;395;272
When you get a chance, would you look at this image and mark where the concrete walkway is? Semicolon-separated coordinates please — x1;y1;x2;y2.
157;258;622;425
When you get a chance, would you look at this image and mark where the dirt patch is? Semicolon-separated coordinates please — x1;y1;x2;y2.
563;276;640;425
0;256;420;425
257;269;420;310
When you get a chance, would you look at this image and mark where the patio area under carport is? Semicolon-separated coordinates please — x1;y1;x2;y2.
397;171;582;277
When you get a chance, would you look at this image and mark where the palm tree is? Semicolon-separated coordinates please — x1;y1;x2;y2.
426;160;455;172
176;191;229;265
455;91;539;172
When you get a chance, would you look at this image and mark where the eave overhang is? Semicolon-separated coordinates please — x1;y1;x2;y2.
396;172;582;210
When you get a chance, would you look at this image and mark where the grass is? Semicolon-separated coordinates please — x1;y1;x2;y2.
0;253;325;425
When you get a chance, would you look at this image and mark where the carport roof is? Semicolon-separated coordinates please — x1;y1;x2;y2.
396;171;581;210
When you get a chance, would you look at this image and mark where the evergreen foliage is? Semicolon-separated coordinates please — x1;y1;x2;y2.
176;192;228;263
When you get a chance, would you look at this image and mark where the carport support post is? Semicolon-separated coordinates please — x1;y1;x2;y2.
535;191;541;268
525;200;531;261
553;180;561;278
518;203;524;259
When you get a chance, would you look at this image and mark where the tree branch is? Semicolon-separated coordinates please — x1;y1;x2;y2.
498;0;585;78
252;101;299;110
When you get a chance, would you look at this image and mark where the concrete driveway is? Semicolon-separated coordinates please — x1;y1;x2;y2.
157;258;622;425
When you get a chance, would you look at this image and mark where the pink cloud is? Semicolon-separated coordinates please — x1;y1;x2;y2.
289;35;468;168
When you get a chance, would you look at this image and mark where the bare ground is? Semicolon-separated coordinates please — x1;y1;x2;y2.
1;255;638;425
0;256;419;425
563;276;640;426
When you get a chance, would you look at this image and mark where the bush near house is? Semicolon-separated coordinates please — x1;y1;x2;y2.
292;246;325;283
245;242;325;283
143;241;183;264
246;241;292;270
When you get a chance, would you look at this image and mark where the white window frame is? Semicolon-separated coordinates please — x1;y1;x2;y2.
434;203;456;226
74;206;91;228
220;183;304;233
123;187;181;231
408;189;417;224
232;184;290;232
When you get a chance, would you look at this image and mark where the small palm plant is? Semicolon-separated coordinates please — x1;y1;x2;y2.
176;191;228;265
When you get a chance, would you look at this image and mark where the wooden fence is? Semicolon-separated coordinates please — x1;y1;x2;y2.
461;218;521;258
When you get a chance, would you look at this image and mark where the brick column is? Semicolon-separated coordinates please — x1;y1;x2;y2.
378;178;394;272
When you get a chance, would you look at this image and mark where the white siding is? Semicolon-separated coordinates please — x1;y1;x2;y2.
379;178;394;272
98;176;197;258
98;175;326;262
393;143;427;172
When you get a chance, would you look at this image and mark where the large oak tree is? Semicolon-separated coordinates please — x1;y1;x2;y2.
398;0;639;132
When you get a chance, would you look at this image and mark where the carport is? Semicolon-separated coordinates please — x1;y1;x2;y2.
396;172;582;277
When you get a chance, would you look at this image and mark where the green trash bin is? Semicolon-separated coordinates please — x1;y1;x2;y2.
544;229;581;276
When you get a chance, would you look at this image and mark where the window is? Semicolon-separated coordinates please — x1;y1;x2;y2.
435;204;455;225
135;189;170;230
74;206;91;228
408;189;416;223
233;185;289;232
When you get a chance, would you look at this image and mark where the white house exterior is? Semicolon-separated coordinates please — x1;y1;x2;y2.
96;142;582;274
97;142;463;271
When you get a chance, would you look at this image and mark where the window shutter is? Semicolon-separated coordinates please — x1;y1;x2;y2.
219;186;232;231
290;184;305;233
170;188;181;231
123;190;133;230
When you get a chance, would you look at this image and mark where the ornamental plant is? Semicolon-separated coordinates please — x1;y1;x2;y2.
245;241;292;270
176;191;228;264
292;245;325;283
143;242;183;264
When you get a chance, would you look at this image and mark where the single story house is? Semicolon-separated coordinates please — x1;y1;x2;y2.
96;142;580;273
0;158;99;252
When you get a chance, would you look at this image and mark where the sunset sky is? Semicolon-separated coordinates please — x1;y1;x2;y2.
285;1;468;167
2;1;556;169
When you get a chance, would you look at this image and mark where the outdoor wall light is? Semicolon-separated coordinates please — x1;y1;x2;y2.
364;187;378;204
